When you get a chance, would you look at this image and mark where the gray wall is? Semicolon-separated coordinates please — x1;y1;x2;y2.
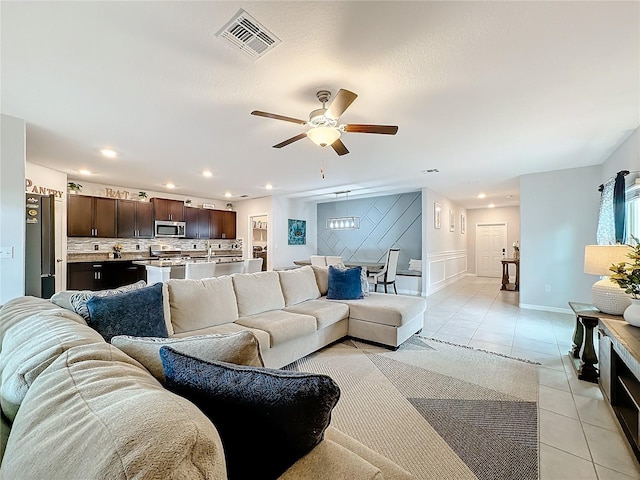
317;192;422;269
467;206;520;275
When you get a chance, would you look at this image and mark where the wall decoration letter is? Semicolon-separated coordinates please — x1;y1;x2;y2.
288;219;306;245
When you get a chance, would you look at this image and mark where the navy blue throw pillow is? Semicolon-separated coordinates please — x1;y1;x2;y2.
160;347;340;480
86;282;167;342
327;265;364;300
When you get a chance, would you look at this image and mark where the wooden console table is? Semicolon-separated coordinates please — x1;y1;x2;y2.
568;302;604;383
500;258;519;291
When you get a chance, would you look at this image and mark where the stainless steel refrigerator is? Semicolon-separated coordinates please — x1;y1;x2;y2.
25;193;55;299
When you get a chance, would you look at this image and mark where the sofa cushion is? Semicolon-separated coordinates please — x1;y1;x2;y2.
111;331;264;382
86;283;167;342
160;347;340;480
0;343;227;479
340;292;427;327
278;266;321;306
170;322;272;353
327;266;364;300
232;271;285;317
311;266;329;296
235;310;317;347
0;313;104;422
167;276;239;334
284;300;350;330
68;280;147;322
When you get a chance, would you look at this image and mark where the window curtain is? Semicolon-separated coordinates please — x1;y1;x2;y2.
614;170;628;243
597;179;615;245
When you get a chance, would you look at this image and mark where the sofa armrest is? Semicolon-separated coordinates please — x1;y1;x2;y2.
278;438;383;480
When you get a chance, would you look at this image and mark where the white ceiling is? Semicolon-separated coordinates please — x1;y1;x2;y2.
2;1;638;208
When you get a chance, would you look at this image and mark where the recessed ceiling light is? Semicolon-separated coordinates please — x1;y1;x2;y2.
202;170;212;177
488;203;495;208
421;169;440;174
100;148;117;158
79;169;91;175
224;192;232;198
477;193;486;199
265;184;273;190
166;183;176;189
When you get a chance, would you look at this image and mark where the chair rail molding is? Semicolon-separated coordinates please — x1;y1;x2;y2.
426;249;468;296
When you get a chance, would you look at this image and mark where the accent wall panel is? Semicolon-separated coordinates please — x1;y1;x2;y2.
317;192;422;269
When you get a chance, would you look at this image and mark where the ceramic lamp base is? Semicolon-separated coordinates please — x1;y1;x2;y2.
592;278;632;315
624;299;640;327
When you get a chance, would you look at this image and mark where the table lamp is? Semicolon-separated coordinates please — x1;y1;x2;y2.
584;245;633;315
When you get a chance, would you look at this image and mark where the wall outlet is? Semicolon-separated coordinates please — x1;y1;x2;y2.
136;245;140;250
544;284;551;292
0;246;14;259
93;244;99;251
193;244;197;249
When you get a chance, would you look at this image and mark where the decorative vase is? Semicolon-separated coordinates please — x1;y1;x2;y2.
113;251;122;259
623;299;640;327
514;249;520;260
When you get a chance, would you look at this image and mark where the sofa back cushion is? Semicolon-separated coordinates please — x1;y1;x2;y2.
278;266;321;306
0;343;227;480
232;271;285;317
0;301;104;422
311;266;329;296
168;276;239;334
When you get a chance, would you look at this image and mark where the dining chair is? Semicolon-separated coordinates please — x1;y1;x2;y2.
185;262;216;280
243;258;263;273
325;256;344;266
368;248;400;294
220;262;244;276
310;255;327;266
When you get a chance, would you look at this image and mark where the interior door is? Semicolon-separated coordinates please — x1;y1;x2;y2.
54;197;64;292
476;223;506;277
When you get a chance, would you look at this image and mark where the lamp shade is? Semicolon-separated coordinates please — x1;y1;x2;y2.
584;245;632;275
307;126;341;147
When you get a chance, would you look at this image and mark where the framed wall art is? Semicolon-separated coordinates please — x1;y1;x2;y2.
287;219;306;245
449;209;455;232
460;213;466;234
434;203;442;229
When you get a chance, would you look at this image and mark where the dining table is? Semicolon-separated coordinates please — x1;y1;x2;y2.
293;259;384;273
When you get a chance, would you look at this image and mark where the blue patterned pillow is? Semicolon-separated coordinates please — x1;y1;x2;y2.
327;265;364;300
86;282;167;342
160;347;340;479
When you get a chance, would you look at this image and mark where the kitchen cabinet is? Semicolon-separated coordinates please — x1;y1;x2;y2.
152;198;184;222
117;199;154;238
67;261;146;290
185;206;211;239
210;210;236;239
67;195;117;237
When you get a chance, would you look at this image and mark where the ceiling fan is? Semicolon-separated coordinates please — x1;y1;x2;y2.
251;89;398;156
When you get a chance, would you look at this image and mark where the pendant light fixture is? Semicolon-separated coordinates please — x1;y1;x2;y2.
325;191;360;230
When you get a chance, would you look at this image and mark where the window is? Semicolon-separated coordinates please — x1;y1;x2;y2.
627;180;640;242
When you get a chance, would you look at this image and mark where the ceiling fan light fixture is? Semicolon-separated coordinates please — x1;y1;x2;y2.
307;126;340;147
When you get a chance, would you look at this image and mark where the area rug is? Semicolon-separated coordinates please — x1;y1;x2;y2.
285;336;539;480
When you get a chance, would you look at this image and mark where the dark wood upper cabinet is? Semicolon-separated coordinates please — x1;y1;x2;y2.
152;198;184;222
68;195;116;237
117;200;153;238
185;207;210;239
209;210;236;239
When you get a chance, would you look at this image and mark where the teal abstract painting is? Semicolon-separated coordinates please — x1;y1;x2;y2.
288;219;306;245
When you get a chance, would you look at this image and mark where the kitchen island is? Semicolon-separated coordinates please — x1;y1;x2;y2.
134;257;244;283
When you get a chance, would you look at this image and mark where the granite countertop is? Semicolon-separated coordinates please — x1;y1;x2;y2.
134;257;244;268
68;250;242;264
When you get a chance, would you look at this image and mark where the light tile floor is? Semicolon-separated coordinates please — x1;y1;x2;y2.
418;276;640;480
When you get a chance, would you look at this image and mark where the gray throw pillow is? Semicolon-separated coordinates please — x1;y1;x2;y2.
160;347;340;480
112;331;264;382
68;280;147;322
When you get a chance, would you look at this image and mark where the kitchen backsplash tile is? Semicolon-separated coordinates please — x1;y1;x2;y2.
67;237;243;255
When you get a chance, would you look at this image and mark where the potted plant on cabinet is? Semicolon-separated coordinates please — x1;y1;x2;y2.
138;191;149;202
185;199;193;207
67;182;82;194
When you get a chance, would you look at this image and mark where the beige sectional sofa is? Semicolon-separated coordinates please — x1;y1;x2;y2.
0;265;426;478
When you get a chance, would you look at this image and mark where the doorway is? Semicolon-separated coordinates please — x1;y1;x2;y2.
476;223;507;278
248;214;268;271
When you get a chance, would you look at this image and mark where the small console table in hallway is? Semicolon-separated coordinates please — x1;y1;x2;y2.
500;258;519;291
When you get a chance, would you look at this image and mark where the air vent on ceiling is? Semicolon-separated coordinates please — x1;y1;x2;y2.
216;9;281;60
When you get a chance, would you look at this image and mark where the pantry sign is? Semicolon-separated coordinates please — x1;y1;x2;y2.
25;179;64;198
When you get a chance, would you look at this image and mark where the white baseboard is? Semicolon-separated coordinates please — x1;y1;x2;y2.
519;303;573;315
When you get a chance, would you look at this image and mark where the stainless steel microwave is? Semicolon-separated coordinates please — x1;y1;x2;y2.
154;220;186;238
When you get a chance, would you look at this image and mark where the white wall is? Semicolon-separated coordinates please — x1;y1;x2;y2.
520;165;601;312
271;195;316;269
423;187;468;296
0;115;26;304
26;163;68;291
466;206;520;275
235;196;272;267
601;127;639;186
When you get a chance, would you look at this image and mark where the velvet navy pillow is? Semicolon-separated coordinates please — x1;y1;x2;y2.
327;265;364;300
160;347;340;480
86;282;167;342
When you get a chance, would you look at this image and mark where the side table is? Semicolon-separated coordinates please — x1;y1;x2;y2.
568;302;602;383
500;258;519;291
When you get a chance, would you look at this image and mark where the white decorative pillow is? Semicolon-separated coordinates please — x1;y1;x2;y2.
278;266;321;306
112;331;263;383
68;281;147;322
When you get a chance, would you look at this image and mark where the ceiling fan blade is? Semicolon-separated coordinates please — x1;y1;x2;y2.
331;138;349;156
326;89;358;120
344;124;399;135
251;111;307;125
273;133;307;148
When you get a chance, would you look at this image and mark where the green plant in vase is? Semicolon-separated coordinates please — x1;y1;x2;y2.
138;191;148;202
68;182;82;194
609;236;640;325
